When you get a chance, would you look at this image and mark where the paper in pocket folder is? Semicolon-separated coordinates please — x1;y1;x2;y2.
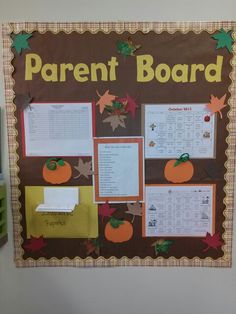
0;183;7;247
25;186;98;238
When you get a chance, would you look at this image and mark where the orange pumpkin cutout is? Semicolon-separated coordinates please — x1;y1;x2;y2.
105;218;133;243
43;158;72;184
164;153;194;183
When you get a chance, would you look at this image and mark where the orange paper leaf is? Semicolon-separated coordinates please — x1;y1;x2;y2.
206;94;227;119
96;90;117;114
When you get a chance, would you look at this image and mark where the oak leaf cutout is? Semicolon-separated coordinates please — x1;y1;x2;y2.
74;159;93;179
202;232;223;252
151;239;173;255
96;90;117;114
206;94;227;119
23;235;47;253
99;201;116;221
126;201;142;223
103;114;127;131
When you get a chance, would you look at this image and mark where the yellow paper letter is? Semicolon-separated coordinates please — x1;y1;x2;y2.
91;63;108;81
190;64;205;82
41;64;58;82
205;56;223;82
172;64;188;82
25;53;42;80
108;57;119;81
74;63;89;82
60;63;74;82
136;55;154;82
155;63;171;83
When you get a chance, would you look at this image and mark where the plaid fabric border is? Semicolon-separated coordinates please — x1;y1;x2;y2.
2;22;236;267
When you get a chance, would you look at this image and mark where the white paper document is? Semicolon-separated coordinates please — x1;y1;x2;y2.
36;187;79;212
144;185;215;237
98;143;139;198
144;104;216;159
94;138;144;202
23;103;93;156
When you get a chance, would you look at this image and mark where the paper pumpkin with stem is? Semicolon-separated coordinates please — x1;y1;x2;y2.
43;158;72;184
164;153;194;183
104;217;133;243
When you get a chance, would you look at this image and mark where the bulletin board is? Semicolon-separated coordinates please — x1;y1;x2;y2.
2;22;236;267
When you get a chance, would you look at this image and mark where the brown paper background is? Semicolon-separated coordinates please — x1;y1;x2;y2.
2;22;236;267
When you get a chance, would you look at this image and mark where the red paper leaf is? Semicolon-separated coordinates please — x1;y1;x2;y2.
98;201;116;219
125;94;138;118
206;94;227;119
24;235;47;253
202;232;223;252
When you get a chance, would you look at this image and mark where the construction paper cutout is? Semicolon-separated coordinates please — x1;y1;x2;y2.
116;38;141;57
105;99;127;115
42;158;72;184
212;29;234;53
84;238;101;256
98;201;116;221
104;218;133;243
15;93;33;110
12;33;32;55
206;94;227;119
202;232;223;252
126;201;142;223
24;235;47;253
151;239;173;255
96;90;117;114
164;153;194;183
103;114;126;131
125;94;138;118
25;186;98;238
74;159;93;179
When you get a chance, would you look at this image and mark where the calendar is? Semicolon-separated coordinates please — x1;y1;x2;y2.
144;104;216;159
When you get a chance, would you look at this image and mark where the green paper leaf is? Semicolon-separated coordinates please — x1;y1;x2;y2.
212;29;234;53
57;159;65;166
152;239;173;255
109;217;124;228
12;33;32;55
116;39;141;57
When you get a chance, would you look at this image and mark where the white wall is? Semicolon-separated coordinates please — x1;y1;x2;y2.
0;1;236;314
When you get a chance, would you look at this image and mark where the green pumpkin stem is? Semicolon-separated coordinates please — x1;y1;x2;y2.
46;158;65;171
174;153;190;167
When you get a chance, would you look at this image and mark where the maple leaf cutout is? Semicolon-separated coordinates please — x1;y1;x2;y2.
151;239;173;255
15;93;33;111
212;29;234;53
125;94;138;118
84;239;101;256
117;38;141;57
126;201;142;223
98;201;116;221
103;114;127;131
206;94;227;119
98;201;116;220
12;33;32;55
24;235;47;253
74;159;93;179
96;90;117;114
202;232;223;252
